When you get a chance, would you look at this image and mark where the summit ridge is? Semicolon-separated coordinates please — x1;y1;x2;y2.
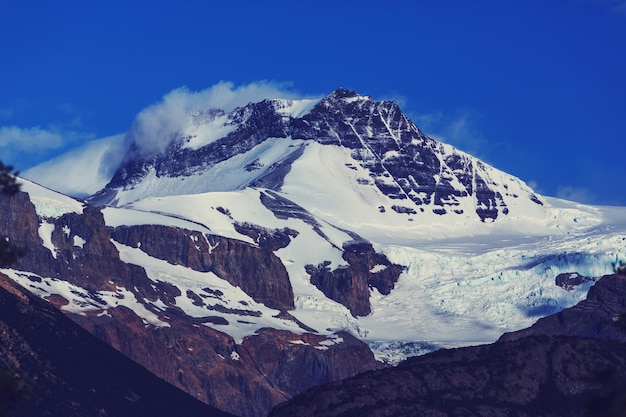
90;88;542;224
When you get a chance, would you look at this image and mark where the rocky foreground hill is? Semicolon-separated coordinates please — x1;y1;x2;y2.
0;272;234;417
269;273;626;417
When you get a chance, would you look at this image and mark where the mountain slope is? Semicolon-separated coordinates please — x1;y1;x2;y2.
268;273;626;417
0;272;235;417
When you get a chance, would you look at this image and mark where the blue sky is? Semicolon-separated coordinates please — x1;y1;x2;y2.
1;1;625;204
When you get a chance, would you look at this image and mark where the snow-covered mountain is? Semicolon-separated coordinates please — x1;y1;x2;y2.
3;88;626;416
92;88;545;225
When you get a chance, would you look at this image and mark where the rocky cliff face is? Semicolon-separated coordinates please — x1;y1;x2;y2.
306;241;404;316
110;224;295;311
69;301;379;417
292;88;535;221
269;274;626;417
0;191;156;298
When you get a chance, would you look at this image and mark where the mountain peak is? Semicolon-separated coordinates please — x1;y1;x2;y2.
329;87;362;98
323;87;376;105
90;88;544;224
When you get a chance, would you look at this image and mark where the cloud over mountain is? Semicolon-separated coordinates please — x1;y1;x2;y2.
127;81;314;157
0;125;91;168
22;81;316;196
23;134;127;197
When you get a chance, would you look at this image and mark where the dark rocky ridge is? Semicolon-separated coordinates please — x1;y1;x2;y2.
500;272;626;343
91;88;543;222
292;88;520;221
233;222;299;252
269;274;626;417
0;272;235;417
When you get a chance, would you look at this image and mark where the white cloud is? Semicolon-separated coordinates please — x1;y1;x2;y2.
0;125;93;169
0;125;65;150
11;81;315;194
556;185;596;204
526;180;543;194
0;108;14;119
23;134;128;197
411;111;490;160
128;81;312;156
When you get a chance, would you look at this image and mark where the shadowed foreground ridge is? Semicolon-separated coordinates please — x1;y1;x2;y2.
0;273;235;417
269;273;626;417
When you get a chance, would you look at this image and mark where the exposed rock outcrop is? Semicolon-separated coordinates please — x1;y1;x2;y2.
555;271;594;291
291;88;542;221
233;222;299;252
238;329;383;395
110;224;295;311
0;191;157;299
306;242;404;316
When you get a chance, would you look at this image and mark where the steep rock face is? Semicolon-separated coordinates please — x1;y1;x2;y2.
0;191;44;260
0;191;156;298
48;207;158;296
292;88;542;221
269;274;626;417
238;329;383;402
0;273;235;417
110;224;294;311
306;242;405;316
